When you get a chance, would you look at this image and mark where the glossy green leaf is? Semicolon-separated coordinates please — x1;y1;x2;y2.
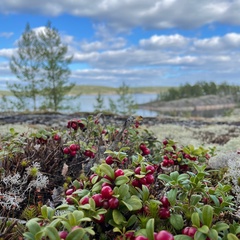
191;212;200;228
169;214;184;230
227;233;239;240
197;225;209;234
146;218;155;240
202;205;213;227
100;163;114;179
115;175;129;185
113;209;126;225
44;226;61;240
207;229;218;240
26;220;42;235
174;235;193;240
66;228;86;240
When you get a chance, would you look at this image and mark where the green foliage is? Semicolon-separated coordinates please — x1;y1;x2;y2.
160;81;240;102
108;82;138;115
0;114;240;239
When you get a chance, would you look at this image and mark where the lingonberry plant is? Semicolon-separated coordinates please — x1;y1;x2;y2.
0;114;239;239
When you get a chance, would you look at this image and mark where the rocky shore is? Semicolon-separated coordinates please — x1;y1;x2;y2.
1;112;240;129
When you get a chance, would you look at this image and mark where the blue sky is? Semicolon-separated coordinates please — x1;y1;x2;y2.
1;0;240;90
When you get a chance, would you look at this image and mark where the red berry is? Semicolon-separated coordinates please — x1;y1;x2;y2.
134;166;141;174
146;165;155;174
155;230;174;240
139;143;147;151
70;150;77;157
145;174;155;184
182;226;197;238
59;231;68;239
102;200;110;209
139;177;147;185
125;231;134;240
158;207;170;219
135;236;148;240
92;194;103;207
105;155;114;165
66;197;74;205
69;144;77;151
80;196;89;205
53;134;61;141
115;169;124;178
163;139;169;145
101;186;113;199
160;196;170;207
108;197;119;209
132;179;141;188
63;147;70;154
65;188;74;196
142;148;151;156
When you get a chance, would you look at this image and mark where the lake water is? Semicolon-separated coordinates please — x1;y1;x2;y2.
0;93;159;117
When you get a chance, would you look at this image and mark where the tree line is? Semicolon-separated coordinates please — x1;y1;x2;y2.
159;81;240;102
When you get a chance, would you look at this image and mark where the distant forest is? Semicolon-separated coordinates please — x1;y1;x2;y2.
159;81;240;102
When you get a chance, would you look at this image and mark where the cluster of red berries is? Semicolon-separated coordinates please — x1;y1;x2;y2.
139;143;151;156
158;196;171;219
83;149;95;158
63;143;80;157
131;164;155;189
67;119;85;131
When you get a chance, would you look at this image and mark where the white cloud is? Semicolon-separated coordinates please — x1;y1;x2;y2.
139;34;189;49
0;48;15;58
1;0;240;30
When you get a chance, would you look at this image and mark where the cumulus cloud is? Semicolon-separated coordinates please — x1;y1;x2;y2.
139;34;189;49
1;0;240;30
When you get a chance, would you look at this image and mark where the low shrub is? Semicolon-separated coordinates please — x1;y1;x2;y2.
0;114;239;239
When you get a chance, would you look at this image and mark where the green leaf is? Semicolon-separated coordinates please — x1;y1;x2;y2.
112;209;126;225
45;226;61;240
100;163;114;179
190;194;201;206
26;220;42;235
202;205;213;228
169;214;184;230
207;229;218;240
227;233;239;240
174;235;193;240
68;213;77;226
115;175;129;185
213;222;229;232
23;232;35;240
194;231;208;240
124;195;142;211
118;184;129;199
142;184;150;202
41;205;48;219
126;215;138;228
122;200;133;211
177;173;189;182
191;212;200;228
170;171;179;181
66;228;86;240
197;225;209;234
158;174;172;182
146;218;154;240
167;188;177;206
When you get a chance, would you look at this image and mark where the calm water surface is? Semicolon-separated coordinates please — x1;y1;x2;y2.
1;93;159;117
